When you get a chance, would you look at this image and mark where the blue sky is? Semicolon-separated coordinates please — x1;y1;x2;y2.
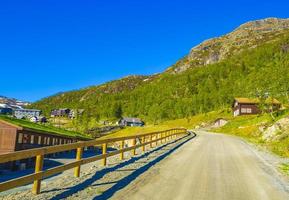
0;0;288;102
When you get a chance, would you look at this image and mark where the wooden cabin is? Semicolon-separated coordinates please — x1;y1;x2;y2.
232;97;281;117
0;118;90;171
118;117;145;127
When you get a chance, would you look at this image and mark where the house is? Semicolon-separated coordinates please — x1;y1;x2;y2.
0;117;91;171
51;108;71;117
14;109;41;119
232;97;281;117
213;118;228;128
118;117;145;127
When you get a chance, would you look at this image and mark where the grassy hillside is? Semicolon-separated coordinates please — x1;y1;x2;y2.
213;110;289;157
31;30;289;131
103;109;231;139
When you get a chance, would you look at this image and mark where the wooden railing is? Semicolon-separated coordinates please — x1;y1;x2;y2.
0;128;188;195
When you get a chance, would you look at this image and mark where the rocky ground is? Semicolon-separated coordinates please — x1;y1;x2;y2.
0;134;193;200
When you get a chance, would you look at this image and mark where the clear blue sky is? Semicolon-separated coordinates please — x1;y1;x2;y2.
1;0;288;102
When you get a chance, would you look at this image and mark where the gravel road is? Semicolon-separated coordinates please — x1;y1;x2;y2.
111;131;289;200
1;131;289;200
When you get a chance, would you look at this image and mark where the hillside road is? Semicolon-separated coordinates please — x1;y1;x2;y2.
111;131;289;200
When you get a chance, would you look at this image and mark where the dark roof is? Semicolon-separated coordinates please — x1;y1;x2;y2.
121;117;143;123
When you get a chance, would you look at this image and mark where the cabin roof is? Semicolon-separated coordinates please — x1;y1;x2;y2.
234;97;281;105
121;117;143;123
14;108;41;112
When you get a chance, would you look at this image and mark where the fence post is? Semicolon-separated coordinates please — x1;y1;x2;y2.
74;147;83;177
32;154;44;195
150;134;153;148
132;138;136;156
120;140;125;160
142;136;145;152
102;143;107;166
166;131;169;142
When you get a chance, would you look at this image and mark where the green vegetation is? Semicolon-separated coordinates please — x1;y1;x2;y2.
104;109;231;139
213;110;289;157
0;115;91;139
30;31;289;131
279;163;289;175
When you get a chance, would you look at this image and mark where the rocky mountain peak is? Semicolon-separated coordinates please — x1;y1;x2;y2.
172;17;289;73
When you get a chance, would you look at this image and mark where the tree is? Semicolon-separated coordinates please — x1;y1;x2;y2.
113;104;123;119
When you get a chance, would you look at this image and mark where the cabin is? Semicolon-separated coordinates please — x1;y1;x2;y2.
118;117;145;127
232;97;281;117
51;108;71;118
14;109;41;119
0;117;90;171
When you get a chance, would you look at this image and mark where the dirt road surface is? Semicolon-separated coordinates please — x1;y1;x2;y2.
111;131;289;200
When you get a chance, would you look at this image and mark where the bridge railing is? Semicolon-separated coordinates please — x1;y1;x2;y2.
0;128;188;195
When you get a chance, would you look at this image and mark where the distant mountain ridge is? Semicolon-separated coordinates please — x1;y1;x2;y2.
0;95;30;109
168;18;289;73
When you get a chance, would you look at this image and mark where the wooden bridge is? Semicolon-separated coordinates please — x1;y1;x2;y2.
0;128;188;195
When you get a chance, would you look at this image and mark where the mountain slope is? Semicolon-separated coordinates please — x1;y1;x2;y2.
168;17;289;73
31;18;289;129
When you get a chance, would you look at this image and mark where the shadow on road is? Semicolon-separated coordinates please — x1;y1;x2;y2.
49;132;196;200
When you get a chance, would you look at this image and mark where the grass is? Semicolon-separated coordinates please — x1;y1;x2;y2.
279;163;289;175
103;109;232;139
213;110;289;157
0;115;91;139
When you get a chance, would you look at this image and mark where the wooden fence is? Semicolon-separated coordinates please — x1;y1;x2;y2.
0;128;188;195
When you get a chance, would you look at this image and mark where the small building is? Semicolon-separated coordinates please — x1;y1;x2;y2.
0;117;90;171
232;97;281;117
14;109;41;119
118;117;145;127
51;108;71;118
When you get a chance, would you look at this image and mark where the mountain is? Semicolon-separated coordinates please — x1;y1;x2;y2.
0;96;30;109
30;17;289;130
168;18;289;73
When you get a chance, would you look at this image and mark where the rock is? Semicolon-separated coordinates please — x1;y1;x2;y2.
173;18;289;73
262;117;289;141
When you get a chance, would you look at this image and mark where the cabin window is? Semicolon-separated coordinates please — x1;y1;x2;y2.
23;134;29;144
246;108;252;113
18;133;23;143
30;135;35;144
